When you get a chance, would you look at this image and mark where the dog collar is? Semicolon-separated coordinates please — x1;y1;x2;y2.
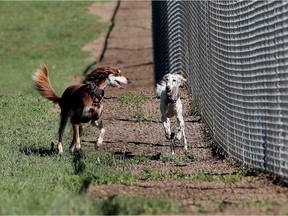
89;82;104;105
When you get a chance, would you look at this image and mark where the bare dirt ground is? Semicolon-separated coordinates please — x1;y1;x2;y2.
82;1;288;214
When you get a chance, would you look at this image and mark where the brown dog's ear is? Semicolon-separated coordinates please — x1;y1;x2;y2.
85;66;122;83
85;70;108;83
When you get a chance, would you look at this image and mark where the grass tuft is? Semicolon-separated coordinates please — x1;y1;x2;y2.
118;93;146;121
192;168;249;184
160;152;197;163
101;195;184;215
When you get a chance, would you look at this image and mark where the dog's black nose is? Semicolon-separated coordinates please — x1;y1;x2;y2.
166;86;171;92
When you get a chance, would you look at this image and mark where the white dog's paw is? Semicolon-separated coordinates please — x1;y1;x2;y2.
166;132;175;140
170;144;175;155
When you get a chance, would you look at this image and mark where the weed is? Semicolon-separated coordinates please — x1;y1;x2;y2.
70;151;139;185
101;195;184;215
169;169;188;180
160;152;197;163
192;168;249;184
190;99;199;115
142;168;166;181
194;198;288;214
142;167;189;181
118;93;146;121
91;170;139;185
210;197;239;212
128;155;150;164
243;199;280;210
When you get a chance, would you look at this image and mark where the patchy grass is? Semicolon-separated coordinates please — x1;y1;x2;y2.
195;198;288;214
2;2;285;215
0;2;184;215
192;168;249;184
189;99;200;115
160;152;197;163
101;196;184;215
0;92;181;214
142;168;188;181
138;165;249;183
118;93;146;121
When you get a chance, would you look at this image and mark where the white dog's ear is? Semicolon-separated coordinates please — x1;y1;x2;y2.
178;74;187;87
163;74;169;80
182;77;187;83
155;82;165;97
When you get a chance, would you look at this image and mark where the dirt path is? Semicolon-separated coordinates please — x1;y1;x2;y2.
83;1;288;214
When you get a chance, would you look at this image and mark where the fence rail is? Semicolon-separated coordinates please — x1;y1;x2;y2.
152;1;288;180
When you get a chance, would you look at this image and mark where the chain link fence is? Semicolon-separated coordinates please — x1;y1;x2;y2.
152;1;288;180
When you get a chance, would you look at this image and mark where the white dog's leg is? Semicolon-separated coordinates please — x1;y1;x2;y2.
170;139;176;155
177;116;187;151
160;100;172;140
162;115;176;155
161;116;171;140
183;129;188;151
94;120;106;148
176;100;188;151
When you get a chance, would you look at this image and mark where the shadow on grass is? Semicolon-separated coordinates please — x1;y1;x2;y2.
72;151;86;174
112;151;162;161
20;142;57;157
72;151;94;194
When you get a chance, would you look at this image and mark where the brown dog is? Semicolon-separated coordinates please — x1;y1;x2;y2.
32;64;130;154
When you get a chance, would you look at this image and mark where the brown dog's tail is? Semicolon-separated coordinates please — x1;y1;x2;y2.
32;64;61;104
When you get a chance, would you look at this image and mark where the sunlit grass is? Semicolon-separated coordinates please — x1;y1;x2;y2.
0;1;108;95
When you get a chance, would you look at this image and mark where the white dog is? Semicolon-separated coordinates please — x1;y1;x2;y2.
156;73;187;155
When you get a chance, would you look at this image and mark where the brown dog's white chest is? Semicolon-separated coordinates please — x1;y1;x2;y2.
81;104;103;123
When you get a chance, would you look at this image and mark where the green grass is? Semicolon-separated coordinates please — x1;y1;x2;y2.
0;2;184;214
101;196;183;215
0;1;108;95
0;93;182;214
118;93;146;121
192;169;249;184
160;152;197;163
142;168;188;181
195;198;288;214
139;166;249;183
190;99;199;115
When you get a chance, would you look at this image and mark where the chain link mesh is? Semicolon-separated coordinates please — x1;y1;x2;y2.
152;1;288;179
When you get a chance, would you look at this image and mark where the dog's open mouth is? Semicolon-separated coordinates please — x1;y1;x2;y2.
166;88;179;103
166;88;175;96
116;80;124;89
166;89;172;93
